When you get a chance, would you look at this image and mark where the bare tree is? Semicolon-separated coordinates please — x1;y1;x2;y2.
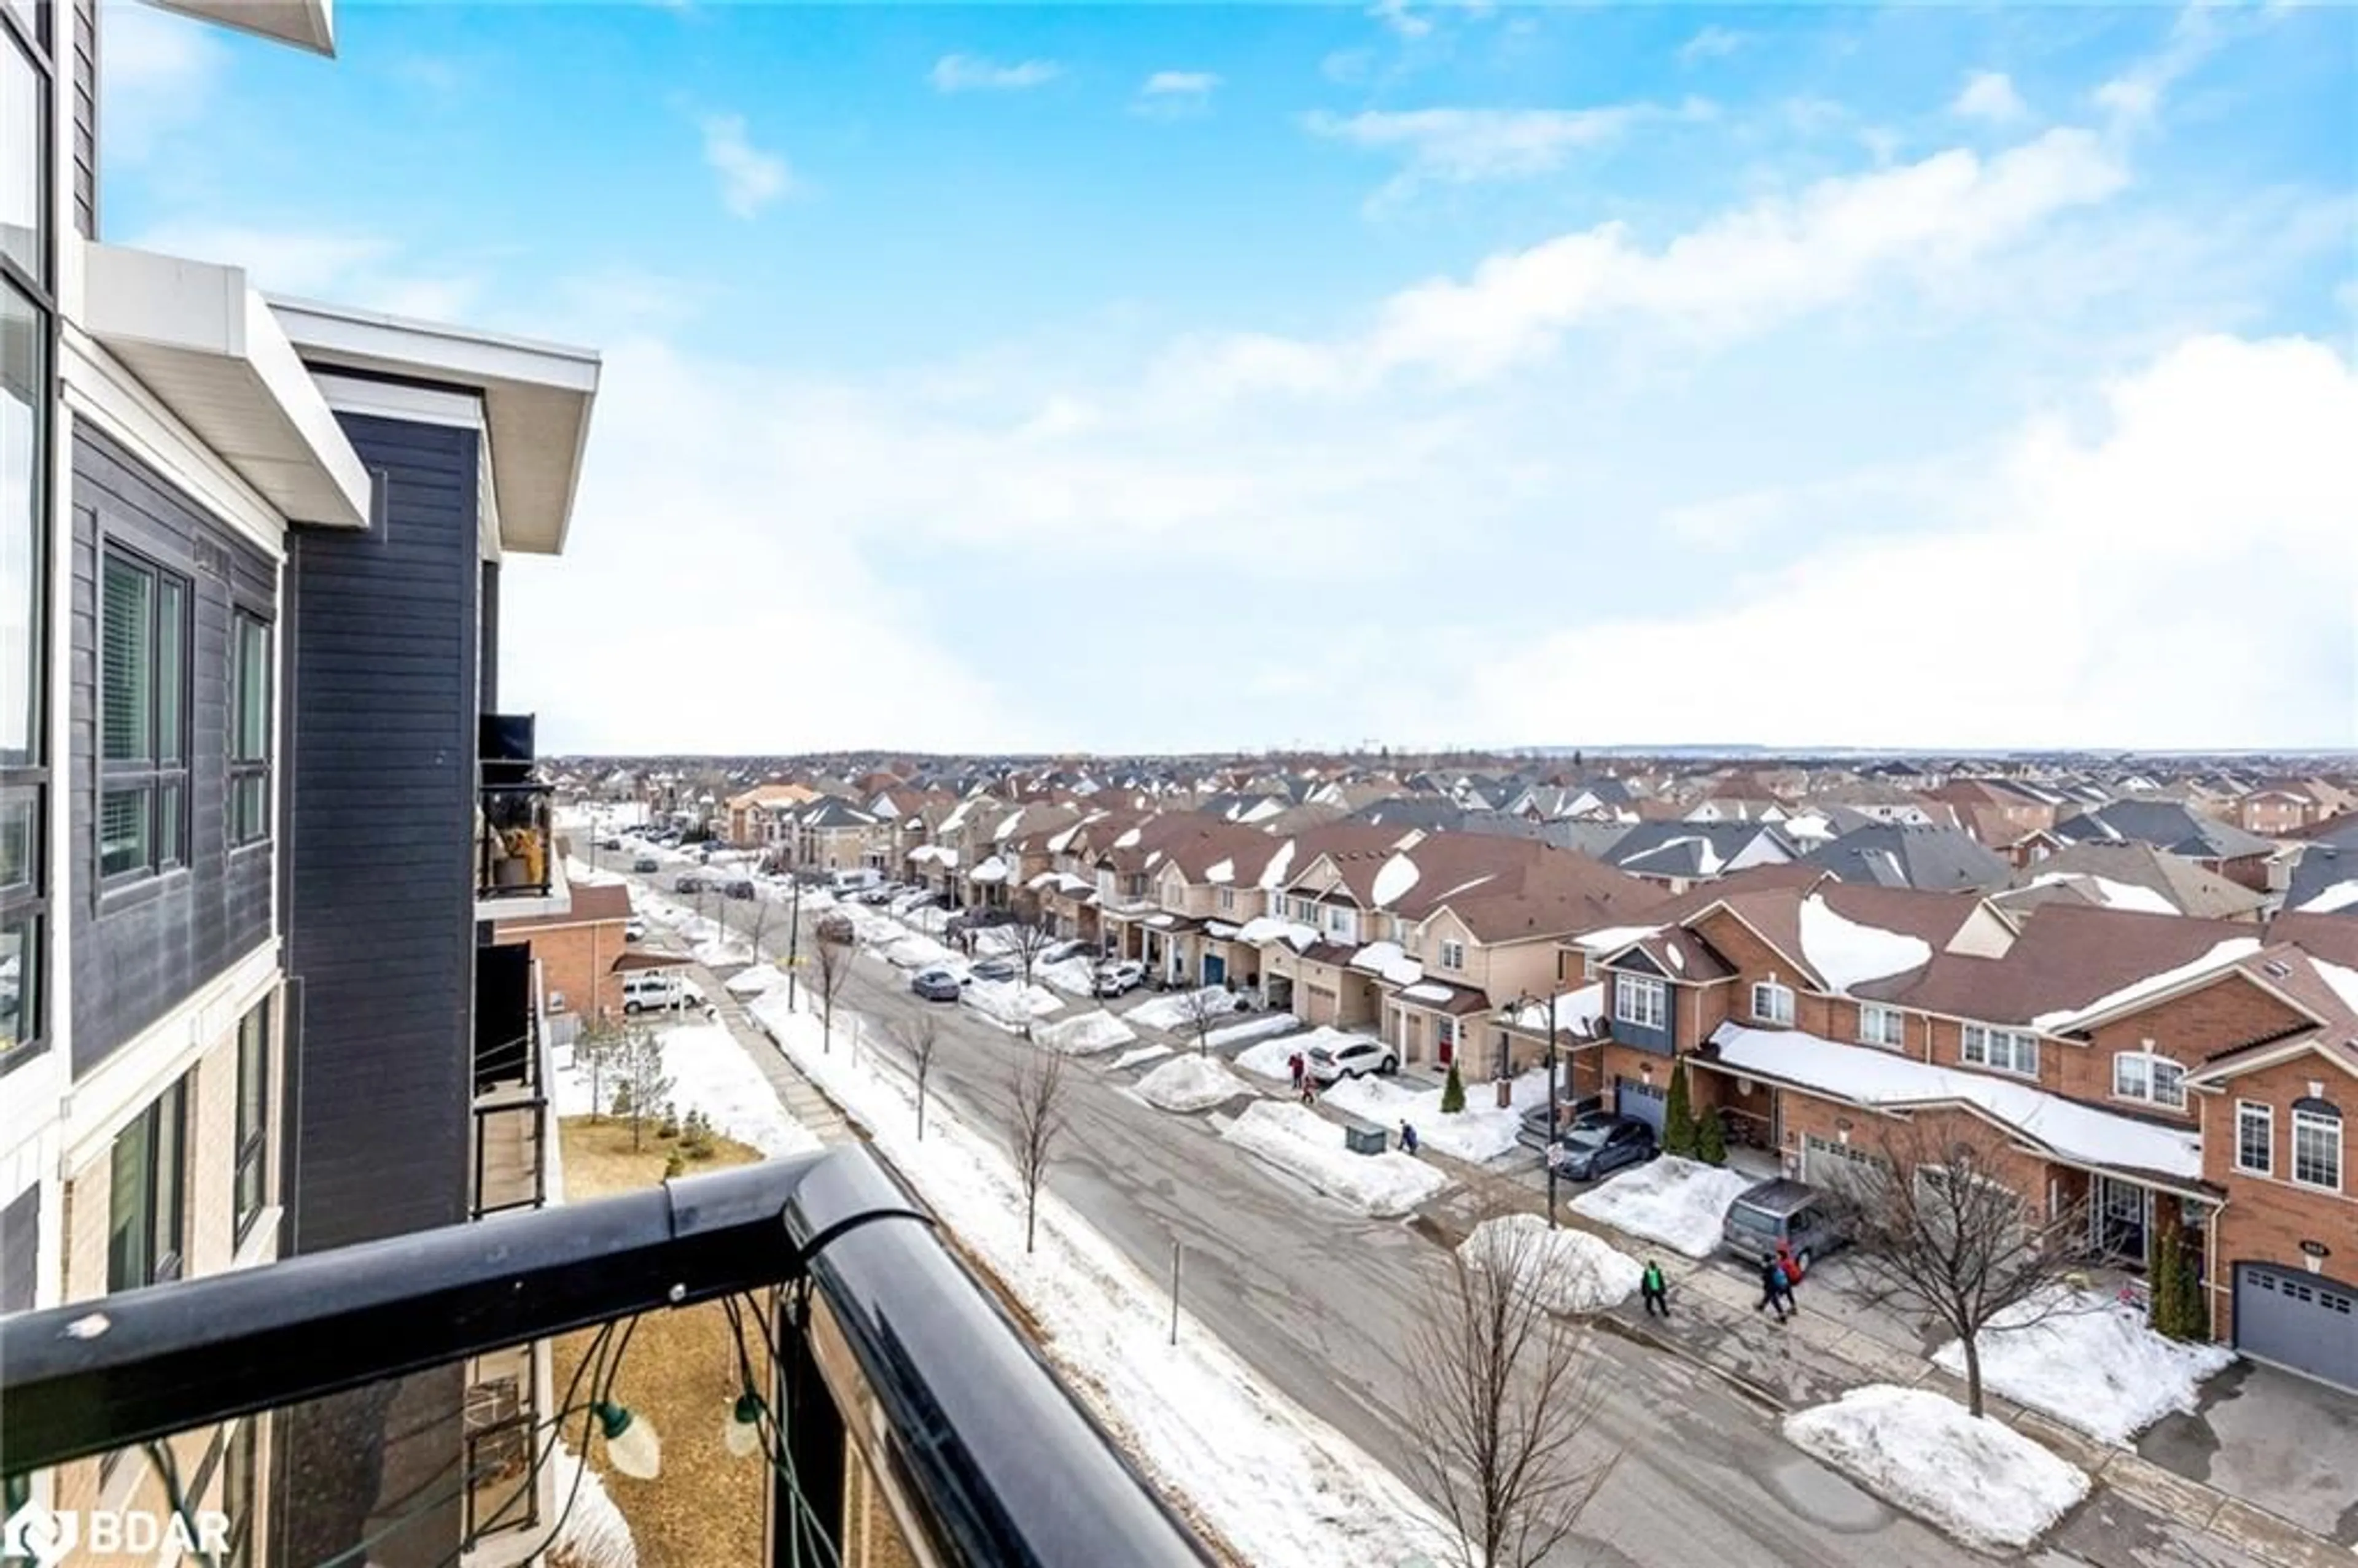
1171;984;1229;1057
1003;919;1061;1041
613;1025;674;1152
1006;1044;1069;1255
1409;1212;1613;1568
744;891;772;963
575;1019;626;1124
893;1013;941;1141
1829;1118;2089;1418
812;934;850;1052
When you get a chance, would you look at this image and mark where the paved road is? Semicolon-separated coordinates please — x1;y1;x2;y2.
607;853;2222;1567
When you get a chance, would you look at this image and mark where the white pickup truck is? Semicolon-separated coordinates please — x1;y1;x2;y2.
621;973;706;1013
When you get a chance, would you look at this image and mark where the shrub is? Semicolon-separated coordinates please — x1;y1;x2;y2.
1695;1106;1727;1166
1662;1060;1697;1159
662;1149;686;1179
1439;1061;1466;1115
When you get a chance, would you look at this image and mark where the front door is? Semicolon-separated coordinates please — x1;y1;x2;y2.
2093;1176;2152;1267
1204;953;1226;986
1435;1017;1455;1068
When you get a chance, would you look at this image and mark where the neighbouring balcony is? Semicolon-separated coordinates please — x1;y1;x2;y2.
472;946;554;1220
476;782;556;903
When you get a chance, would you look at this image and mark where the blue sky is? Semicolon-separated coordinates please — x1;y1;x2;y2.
103;0;2357;755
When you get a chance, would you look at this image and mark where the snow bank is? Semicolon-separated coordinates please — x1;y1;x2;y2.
1221;1103;1447;1217
1568;1156;1753;1259
746;992;1452;1566
883;933;960;971
1127;987;1244;1032
1235;1035;1310;1080
655;1022;825;1159
725;963;788;996
1205;1012;1303;1051
1136;1055;1255;1114
1037;1009;1137;1056
1111;1044;1173;1072
1783;1386;2088;1551
1322;1068;1551;1165
1460;1214;1641;1314
691;936;751;968
1038;957;1100;996
1931;1289;2235;1445
963;980;1064;1030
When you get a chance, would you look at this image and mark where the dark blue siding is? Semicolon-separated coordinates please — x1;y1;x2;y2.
67;428;277;1078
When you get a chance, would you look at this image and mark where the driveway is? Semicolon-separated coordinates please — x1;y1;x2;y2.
2138;1359;2358;1544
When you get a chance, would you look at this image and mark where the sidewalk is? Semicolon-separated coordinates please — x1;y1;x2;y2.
688;960;857;1146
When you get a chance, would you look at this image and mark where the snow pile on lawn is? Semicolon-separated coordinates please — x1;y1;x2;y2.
1931;1288;2235;1445
1783;1386;2088;1551
1206;1012;1302;1050
1568;1156;1753;1258
725;963;788;996
963;980;1064;1030
1037;956;1100;995
1459;1214;1642;1314
1221;1103;1447;1218
547;1440;637;1567
1323;1068;1550;1164
1037;1010;1137;1056
1110;1044;1172;1072
1127;987;1243;1031
748;992;1453;1567
882;933;960;971
1135;1055;1253;1113
655;1022;824;1158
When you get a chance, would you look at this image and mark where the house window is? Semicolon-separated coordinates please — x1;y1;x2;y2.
2;17;45;286
1218;888;1234;912
2111;1052;2186;1111
2235;1101;2271;1176
1961;1023;2037;1077
230;611;271;846
2;280;45;1072
1750;980;1795;1027
1395;920;1418;956
99;549;190;879
235;1001;270;1241
1858;1004;1906;1050
1439;939;1466;971
1614;973;1666;1031
2292;1104;2341;1191
107;1075;189;1291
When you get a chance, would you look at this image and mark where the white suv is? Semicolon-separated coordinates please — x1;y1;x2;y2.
622;973;704;1013
1307;1039;1398;1085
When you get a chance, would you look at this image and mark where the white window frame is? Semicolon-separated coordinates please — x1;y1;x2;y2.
1750;980;1795;1027
1961;1022;2038;1077
1614;973;1667;1031
2291;1108;2342;1191
1858;1004;1906;1050
2111;1052;2187;1111
1395;919;1419;955
1218;887;1234;912
2234;1101;2272;1176
1439;939;1466;972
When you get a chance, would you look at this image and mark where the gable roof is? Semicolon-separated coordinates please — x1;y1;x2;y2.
1998;840;2271;921
2054;801;2276;861
1802;823;2011;891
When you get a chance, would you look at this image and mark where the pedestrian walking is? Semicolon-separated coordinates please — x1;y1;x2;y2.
1756;1251;1793;1324
1640;1259;1670;1319
1299;1079;1317;1107
1288;1052;1305;1092
1398;1121;1420;1156
1774;1237;1805;1308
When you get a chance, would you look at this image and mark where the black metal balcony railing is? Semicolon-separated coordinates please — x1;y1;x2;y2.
477;782;555;901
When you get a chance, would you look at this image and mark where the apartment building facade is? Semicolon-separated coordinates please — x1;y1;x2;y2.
0;2;602;1562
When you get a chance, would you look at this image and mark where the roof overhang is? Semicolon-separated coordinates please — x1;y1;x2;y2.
147;0;335;56
81;244;372;528
267;297;600;556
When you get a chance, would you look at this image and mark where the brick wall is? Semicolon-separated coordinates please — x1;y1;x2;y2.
2197;1054;2356;1339
509;918;627;1023
1772;1092;2054;1213
2072;977;2307;1119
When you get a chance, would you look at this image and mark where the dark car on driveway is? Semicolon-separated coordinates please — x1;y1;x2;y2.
1720;1178;1850;1269
1517;1103;1612;1153
632;856;660;873
969;957;1018;983
911;968;965;1003
1543;1114;1659;1181
725;879;757;899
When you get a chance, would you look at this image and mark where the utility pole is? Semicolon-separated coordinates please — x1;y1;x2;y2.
1546;993;1562;1230
785;877;804;1011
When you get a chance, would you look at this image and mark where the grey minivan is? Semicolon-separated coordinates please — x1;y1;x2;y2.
1719;1178;1848;1268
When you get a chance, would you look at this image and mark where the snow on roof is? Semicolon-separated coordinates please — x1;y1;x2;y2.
1573;924;1664;953
1429;872;1498;905
969;855;1009;884
1027;870;1059;890
2312;958;2358;1019
1401;982;1455;1004
940;799;977;833
1347;940;1422;987
994;810;1026;840
2295;880;2358;915
1047;822;1083;853
1146;913;1175;928
1235;915;1320;951
1796;894;1932;992
1256;839;1297;890
1206;920;1240;939
1240;798;1285;824
1711;1023;2202;1181
1665;943;1687;972
2028;872;2178;915
1514;983;1605;1036
2029;938;2263;1033
1371;852;1420;907
1205;858;1235;885
1114;826;1142;849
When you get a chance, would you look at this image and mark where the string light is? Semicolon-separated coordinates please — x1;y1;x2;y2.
591;1401;661;1480
725;1391;766;1459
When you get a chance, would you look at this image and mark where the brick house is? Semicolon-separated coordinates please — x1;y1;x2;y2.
494;882;634;1025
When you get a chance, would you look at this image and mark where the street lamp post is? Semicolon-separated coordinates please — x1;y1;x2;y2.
1545;992;1561;1230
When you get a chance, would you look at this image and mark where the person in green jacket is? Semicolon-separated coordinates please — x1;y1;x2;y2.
1640;1259;1670;1319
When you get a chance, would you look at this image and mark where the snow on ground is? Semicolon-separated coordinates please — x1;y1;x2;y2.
1931;1288;2235;1445
1037;1010;1137;1056
1135;1055;1255;1114
1126;986;1244;1032
1110;1044;1173;1072
1205;1012;1302;1051
1321;1067;1551;1164
964;980;1065;1031
745;992;1452;1567
1221;1102;1448;1218
1459;1214;1643;1314
1038;956;1100;996
1783;1386;2089;1551
724;963;788;996
547;1440;639;1568
1236;1025;1374;1081
652;1022;825;1158
882;933;961;971
691;936;752;967
1568;1157;1754;1259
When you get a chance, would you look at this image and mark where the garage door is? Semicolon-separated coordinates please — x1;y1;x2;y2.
2235;1264;2358;1392
1802;1135;1883;1195
1304;985;1339;1027
1614;1078;1666;1135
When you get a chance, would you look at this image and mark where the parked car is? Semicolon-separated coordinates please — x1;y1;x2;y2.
970;957;1018;983
911;968;965;1003
632;856;660;873
1039;939;1088;965
725;879;757;900
1307;1039;1399;1085
857;885;898;906
1091;960;1146;998
622;973;704;1013
1720;1179;1850;1269
1517;1102;1613;1153
599;836;622;851
1543;1115;1659;1181
624;918;648;941
815;912;856;943
674;872;706;894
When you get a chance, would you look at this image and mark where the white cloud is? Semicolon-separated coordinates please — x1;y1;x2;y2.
2092;2;2255;124
1466;335;2358;750
1678;26;1749;65
929;54;1062;92
99;0;229;163
1304;102;1706;201
1143;71;1221;97
699;114;793;219
1953;70;2030;123
1368;0;1434;39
